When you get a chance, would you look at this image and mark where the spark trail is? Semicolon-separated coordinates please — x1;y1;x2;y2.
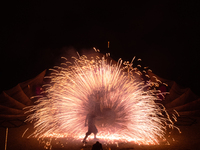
25;50;178;145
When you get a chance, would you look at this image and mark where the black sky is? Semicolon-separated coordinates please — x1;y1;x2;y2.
1;1;200;94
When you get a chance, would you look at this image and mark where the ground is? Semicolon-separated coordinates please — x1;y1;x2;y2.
0;116;200;150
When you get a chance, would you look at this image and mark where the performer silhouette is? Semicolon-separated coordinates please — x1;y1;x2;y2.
83;93;103;143
82;113;98;143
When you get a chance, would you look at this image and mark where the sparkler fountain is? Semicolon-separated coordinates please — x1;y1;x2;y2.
25;48;180;147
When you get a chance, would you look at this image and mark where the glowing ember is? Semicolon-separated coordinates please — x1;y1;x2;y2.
25;49;178;145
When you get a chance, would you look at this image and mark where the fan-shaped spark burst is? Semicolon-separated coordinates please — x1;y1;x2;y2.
25;51;178;145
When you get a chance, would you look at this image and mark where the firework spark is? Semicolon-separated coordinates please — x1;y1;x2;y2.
25;50;178;145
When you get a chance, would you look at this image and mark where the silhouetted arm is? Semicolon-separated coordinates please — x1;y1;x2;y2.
85;114;88;126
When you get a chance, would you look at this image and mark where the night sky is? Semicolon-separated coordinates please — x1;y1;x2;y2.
1;1;200;95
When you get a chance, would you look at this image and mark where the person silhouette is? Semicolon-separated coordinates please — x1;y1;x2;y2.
82;112;98;143
92;141;103;150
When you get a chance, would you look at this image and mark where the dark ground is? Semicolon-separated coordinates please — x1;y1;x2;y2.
0;117;200;149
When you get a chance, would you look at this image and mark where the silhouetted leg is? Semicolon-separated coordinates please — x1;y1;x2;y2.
94;133;96;139
82;135;88;143
83;132;90;143
94;128;98;139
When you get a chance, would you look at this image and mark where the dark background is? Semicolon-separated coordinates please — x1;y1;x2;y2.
1;1;200;95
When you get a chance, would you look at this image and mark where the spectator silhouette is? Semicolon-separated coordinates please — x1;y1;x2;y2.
92;141;103;150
